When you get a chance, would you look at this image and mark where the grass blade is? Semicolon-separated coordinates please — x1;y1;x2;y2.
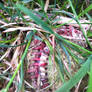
16;3;92;55
2;31;36;92
78;4;92;18
56;55;92;92
58;41;71;67
67;0;91;48
87;63;92;92
16;4;54;34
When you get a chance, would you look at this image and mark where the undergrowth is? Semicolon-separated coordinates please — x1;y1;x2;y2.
0;0;92;92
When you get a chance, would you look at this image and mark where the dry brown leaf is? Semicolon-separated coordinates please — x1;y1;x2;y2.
11;32;25;70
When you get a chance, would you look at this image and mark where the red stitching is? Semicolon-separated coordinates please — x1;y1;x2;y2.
27;40;50;89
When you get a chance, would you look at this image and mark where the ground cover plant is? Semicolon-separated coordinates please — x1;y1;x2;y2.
0;0;92;92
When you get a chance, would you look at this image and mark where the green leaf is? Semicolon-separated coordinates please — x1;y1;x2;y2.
78;4;92;18
0;38;15;44
56;55;92;92
1;89;7;92
16;3;92;56
66;47;84;64
56;48;65;82
0;3;9;14
87;62;92;92
0;42;27;48
58;41;71;66
4;31;35;92
87;30;92;37
67;0;91;48
52;10;77;21
16;4;54;34
55;33;92;55
86;13;92;22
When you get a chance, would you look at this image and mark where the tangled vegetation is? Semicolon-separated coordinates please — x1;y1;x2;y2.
0;0;92;92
